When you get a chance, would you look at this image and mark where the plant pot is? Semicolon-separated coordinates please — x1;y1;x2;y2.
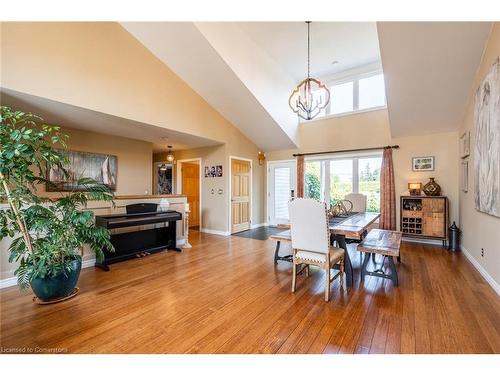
31;258;82;302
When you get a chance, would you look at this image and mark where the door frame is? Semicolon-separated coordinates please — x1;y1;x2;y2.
266;159;297;226
176;158;202;229
228;156;253;234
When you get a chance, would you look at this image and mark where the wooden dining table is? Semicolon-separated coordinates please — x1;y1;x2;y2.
271;212;380;287
329;212;380;286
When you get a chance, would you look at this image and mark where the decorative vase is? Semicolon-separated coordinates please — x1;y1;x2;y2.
423;177;441;196
31;257;81;302
158;198;170;212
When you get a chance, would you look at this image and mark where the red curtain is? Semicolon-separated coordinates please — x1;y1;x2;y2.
380;148;396;230
296;155;304;198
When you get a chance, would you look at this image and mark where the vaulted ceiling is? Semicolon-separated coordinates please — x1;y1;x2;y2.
378;22;491;137
2;22;492;151
123;21;492;148
121;22;382;151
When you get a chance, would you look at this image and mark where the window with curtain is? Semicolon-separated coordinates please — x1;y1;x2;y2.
304;154;382;212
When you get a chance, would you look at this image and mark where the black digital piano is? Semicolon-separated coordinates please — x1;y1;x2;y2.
95;203;182;270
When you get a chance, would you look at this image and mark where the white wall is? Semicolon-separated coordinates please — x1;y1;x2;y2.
459;23;500;291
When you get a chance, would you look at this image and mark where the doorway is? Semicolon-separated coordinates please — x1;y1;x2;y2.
153;162;174;194
177;159;201;230
267;160;296;226
230;157;252;234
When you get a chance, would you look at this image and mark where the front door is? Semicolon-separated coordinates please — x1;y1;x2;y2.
268;161;296;226
231;158;251;233
181;162;200;227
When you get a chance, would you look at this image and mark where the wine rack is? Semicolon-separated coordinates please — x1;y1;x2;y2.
400;196;448;241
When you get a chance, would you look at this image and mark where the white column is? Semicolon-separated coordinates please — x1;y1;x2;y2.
183;203;192;249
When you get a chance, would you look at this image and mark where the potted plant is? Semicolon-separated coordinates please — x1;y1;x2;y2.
0;106;114;303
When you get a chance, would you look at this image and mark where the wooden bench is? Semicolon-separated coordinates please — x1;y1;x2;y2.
357;229;402;286
269;230;292;264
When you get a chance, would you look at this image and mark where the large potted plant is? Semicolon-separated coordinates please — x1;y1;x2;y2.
0;106;114;303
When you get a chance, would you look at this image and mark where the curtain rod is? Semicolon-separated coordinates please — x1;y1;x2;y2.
292;145;399;157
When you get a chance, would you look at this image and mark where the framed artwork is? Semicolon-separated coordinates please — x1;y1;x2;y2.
474;57;500;217
412;156;435;172
46;150;117;192
462;160;469;193
204;165;223;178
460;131;470;158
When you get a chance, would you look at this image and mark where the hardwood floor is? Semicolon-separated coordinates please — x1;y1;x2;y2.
1;230;499;354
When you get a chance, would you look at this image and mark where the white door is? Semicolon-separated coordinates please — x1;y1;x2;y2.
268;161;296;226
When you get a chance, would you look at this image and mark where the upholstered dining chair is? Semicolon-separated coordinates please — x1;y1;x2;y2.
288;198;345;302
345;193;367;213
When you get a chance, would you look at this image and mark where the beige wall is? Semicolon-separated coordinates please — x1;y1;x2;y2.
267;109;459;230
459;23;500;286
1;21;265;235
40;127;153;197
156;133;266;233
1;22;253;146
173;145;228;232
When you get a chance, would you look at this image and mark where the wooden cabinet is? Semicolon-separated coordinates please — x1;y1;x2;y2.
400;196;448;241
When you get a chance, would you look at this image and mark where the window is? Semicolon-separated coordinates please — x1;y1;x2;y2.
358;157;382;213
304;154;382;213
359;74;386;110
329;159;353;204
330;81;354;115
301;72;386;121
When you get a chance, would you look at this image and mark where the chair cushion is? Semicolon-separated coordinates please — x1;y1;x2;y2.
295;247;344;264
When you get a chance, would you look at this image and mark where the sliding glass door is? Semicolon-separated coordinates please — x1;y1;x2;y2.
304;154;382;213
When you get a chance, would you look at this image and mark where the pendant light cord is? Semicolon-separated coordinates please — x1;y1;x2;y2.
306;21;311;79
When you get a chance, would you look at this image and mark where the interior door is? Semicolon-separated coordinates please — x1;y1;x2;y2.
231;159;251;233
181;162;200;227
268;161;296;226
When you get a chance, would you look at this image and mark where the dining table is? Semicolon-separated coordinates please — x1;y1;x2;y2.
271;212;380;287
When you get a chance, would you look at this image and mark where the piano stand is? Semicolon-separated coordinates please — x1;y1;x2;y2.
95;206;183;270
95;263;110;272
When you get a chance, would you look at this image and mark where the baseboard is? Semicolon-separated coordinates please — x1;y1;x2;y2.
402;237;444;246
200;228;230;236
0;276;17;289
0;239;188;289
461;245;500;296
251;222;268;229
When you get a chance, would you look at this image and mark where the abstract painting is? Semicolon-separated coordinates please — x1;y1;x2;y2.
47;150;117;192
474;58;500;217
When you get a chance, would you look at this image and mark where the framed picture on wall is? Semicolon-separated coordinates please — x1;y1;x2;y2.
462;160;469;193
412;156;435;171
46;150;117;191
460;131;470;158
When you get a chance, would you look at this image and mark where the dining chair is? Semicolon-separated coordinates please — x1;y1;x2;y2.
345;193;367;212
289;198;345;302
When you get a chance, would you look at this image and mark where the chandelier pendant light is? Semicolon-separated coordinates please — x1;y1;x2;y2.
166;145;175;163
289;21;330;121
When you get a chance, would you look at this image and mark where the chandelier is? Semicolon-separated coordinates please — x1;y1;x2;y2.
166;145;175;163
289;21;330;121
